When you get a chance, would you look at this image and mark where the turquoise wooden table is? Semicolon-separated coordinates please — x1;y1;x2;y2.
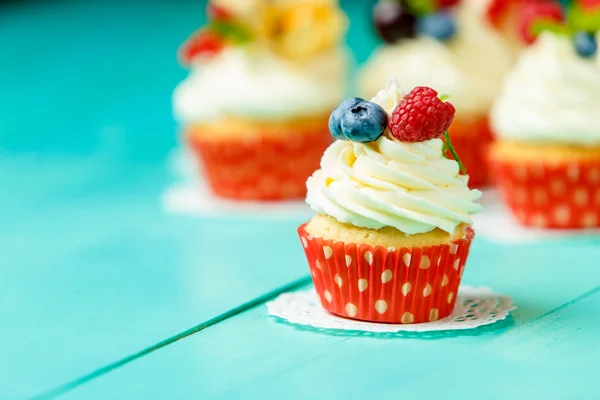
1;1;598;399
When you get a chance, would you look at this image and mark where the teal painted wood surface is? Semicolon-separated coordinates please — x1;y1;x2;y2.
2;1;599;399
55;239;600;399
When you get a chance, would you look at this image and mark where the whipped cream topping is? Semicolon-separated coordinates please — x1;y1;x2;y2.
491;32;600;146
360;0;518;117
306;82;483;235
173;46;348;123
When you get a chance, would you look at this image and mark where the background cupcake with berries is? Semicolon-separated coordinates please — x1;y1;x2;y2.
360;0;521;187
299;80;482;324
173;0;349;201
490;0;600;229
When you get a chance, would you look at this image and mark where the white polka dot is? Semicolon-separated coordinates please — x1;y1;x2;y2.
387;247;396;252
588;167;600;184
324;290;332;303
334;274;343;287
358;279;368;292
551;179;566;195
381;269;393;283
453;258;460;270
447;292;454;304
513;187;527;204
513;165;527;180
568;165;580;182
364;251;373;265
531;213;547;228
449;244;458;255
574;188;589;206
441;274;449;287
323;246;333;259
554;205;571;225
533;188;548;206
316;260;323;270
374;300;388;314
345;303;358;317
401;282;412;296
429;308;439;322
581;212;598;228
345;255;352;267
531;164;545;178
401;312;414;324
301;237;308;248
403;253;412;267
423;284;432;297
420;255;431;269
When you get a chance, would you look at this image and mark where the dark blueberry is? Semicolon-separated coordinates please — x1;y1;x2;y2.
574;31;597;58
373;0;416;44
340;101;388;143
416;11;457;41
329;97;364;140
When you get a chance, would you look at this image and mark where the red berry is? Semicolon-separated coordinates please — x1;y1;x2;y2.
436;0;460;9
518;1;564;44
179;30;224;64
487;0;513;28
207;3;232;20
388;87;456;143
580;0;600;11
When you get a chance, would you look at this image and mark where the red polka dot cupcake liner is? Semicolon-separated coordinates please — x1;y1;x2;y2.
447;117;494;188
187;128;332;201
297;224;475;324
492;159;600;229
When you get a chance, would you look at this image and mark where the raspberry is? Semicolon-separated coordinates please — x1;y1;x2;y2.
388;87;456;143
518;1;564;44
436;0;460;9
487;0;513;28
179;30;224;64
580;0;600;12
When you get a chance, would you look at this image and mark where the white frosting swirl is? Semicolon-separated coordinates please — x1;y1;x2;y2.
306;82;483;235
173;46;348;123
360;0;518;117
491;33;600;146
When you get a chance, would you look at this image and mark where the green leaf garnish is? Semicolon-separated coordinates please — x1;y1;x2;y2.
442;130;466;174
567;3;600;33
210;20;251;44
531;19;574;37
405;0;436;17
439;94;450;101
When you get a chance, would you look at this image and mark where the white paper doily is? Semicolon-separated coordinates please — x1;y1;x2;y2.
473;190;600;245
162;148;312;220
267;286;515;333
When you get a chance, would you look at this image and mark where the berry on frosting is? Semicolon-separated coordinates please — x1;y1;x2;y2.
340;101;388;143
574;30;598;56
388;86;455;143
179;30;225;64
329;97;365;140
518;1;565;44
416;11;457;41
373;1;417;43
329;99;388;143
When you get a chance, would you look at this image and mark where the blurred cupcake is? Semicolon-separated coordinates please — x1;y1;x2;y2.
174;0;349;200
490;1;600;229
360;0;520;187
299;81;482;324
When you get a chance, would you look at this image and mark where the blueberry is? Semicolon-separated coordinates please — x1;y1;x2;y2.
373;0;417;44
416;11;457;42
574;31;597;58
340;101;388;143
329;97;364;140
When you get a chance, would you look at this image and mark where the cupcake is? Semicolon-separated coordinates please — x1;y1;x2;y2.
299;81;482;324
490;1;600;229
360;0;520;187
173;0;349;201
